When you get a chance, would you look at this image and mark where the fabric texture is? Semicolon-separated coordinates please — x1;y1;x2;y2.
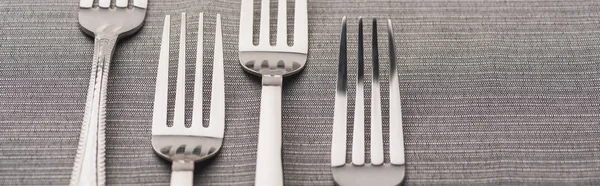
1;0;600;185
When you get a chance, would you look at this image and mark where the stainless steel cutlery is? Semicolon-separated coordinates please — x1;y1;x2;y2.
151;13;225;186
331;17;406;186
71;1;147;185
71;0;406;184
238;0;308;185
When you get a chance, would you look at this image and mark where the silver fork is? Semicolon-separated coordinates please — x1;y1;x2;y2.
238;0;308;185
331;17;406;186
71;0;147;185
151;13;225;186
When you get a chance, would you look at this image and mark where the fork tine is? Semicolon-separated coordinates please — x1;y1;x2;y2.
133;0;148;9
331;17;348;167
99;0;110;8
173;13;187;129
351;18;365;166
370;18;384;165
293;0;308;51
387;19;405;165
259;0;270;46
208;14;225;138
152;15;171;134
116;0;128;8
79;0;93;8
191;13;204;130
239;0;254;50
276;0;287;45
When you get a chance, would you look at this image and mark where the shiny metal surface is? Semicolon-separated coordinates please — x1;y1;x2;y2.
352;18;365;165
331;18;406;186
388;19;405;166
238;0;309;185
371;19;384;165
71;1;147;185
331;17;348;167
151;13;225;186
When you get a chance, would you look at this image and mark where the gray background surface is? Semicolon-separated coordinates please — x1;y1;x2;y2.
1;0;600;185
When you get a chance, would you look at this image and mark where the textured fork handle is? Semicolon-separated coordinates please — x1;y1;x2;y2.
255;75;284;186
70;35;117;186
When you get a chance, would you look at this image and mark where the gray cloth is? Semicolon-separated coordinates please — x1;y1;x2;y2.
1;0;600;185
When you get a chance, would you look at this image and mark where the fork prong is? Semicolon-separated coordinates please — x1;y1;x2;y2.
79;0;93;8
351;18;365;166
259;0;270;46
370;18;384;165
116;0;128;8
133;0;148;9
99;0;110;8
152;15;171;135
208;14;225;138
276;0;287;45
173;13;187;128
239;0;254;50
331;17;348;167
191;13;204;130
388;19;405;165
293;0;308;51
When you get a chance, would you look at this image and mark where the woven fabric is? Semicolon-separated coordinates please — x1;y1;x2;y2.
1;0;600;185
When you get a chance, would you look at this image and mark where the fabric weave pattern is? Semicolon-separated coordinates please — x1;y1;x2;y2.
0;0;600;185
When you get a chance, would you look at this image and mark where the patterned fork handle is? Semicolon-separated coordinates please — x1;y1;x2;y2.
71;1;147;185
71;35;116;186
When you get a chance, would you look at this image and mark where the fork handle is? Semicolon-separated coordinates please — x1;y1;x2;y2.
70;35;117;186
170;161;194;186
255;75;284;186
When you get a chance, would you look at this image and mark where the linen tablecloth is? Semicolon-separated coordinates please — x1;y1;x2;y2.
2;0;600;185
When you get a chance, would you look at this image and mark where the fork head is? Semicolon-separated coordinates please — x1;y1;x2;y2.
332;165;405;186
238;0;308;77
78;0;147;38
151;13;225;166
152;136;223;163
331;17;405;186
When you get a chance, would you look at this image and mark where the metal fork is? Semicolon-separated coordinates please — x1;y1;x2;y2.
71;0;147;185
238;0;308;185
331;17;406;186
151;13;225;186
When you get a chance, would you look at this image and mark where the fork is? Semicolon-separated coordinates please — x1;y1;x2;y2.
238;0;308;185
70;0;147;185
151;13;225;186
331;17;406;186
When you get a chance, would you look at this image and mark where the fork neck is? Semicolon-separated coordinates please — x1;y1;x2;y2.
262;74;283;86
172;160;194;172
95;32;119;40
93;34;118;53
